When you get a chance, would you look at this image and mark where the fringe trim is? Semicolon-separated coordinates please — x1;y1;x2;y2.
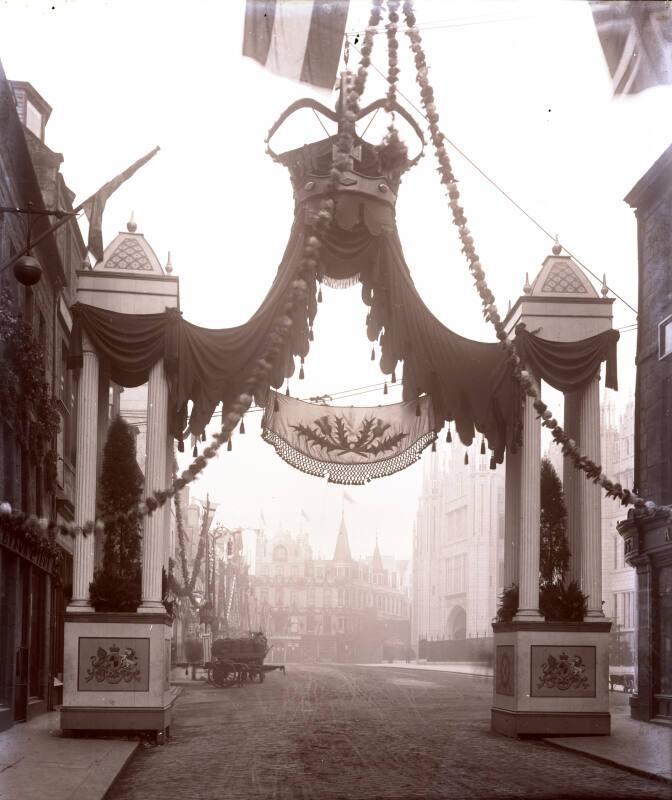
261;428;437;485
321;273;361;290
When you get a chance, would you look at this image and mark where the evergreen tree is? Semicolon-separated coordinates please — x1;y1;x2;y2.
539;457;570;586
89;416;143;611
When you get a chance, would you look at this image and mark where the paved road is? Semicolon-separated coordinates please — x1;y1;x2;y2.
109;665;669;800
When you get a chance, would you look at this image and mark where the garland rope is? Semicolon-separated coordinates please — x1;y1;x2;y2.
400;0;661;518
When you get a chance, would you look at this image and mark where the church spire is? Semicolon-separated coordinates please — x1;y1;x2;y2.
332;510;353;562
372;534;384;574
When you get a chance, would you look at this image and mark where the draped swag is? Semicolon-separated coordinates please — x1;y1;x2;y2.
67;136;619;462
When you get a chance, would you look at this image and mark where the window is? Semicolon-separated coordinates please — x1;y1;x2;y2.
25;100;43;139
659;315;672;359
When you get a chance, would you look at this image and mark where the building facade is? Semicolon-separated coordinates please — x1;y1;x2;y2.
251;516;410;664
619;143;672;722
0;67;86;731
412;440;505;652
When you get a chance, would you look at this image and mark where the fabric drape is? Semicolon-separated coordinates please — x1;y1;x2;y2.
514;324;619;393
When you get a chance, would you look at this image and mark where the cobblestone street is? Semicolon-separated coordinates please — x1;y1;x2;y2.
108;666;669;800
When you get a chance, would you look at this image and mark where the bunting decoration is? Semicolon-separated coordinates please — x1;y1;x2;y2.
262;391;437;484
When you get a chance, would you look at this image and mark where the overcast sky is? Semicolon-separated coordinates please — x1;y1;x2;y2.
1;0;669;561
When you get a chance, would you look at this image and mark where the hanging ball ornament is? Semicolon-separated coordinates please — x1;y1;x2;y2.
13;254;42;286
0;502;12;515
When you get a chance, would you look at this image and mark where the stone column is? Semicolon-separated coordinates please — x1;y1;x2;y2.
503;447;521;588
514;379;543;620
164;432;174;571
140;360;169;612
68;333;99;611
563;390;582;584
579;375;604;617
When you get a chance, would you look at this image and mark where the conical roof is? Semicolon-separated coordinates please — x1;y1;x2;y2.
96;215;165;274
332;511;353;562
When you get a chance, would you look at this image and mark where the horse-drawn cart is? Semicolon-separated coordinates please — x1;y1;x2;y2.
206;633;285;688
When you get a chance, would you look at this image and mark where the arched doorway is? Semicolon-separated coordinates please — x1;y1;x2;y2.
446;606;466;640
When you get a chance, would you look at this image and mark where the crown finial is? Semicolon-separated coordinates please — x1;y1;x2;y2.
552;234;562;256
165;251;173;274
127;211;137;233
601;273;608;297
523;272;532;295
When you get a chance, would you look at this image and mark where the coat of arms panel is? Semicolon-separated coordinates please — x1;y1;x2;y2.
77;637;150;692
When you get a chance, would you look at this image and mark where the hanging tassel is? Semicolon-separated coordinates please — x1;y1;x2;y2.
286;384;290;397
415;401;421;417
446;424;452;443
480;435;486;455
178;440;184;453
309;327;314;341
317;285;323;303
383;381;388;395
370;346;375;361
274;394;279;412
202;431;207;442
193;445;198;458
239;419;246;435
227;436;233;452
464;450;469;465
391;370;397;383
431;440;437;453
490;455;497;470
299;356;305;380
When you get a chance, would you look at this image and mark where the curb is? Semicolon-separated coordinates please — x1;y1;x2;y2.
99;740;141;800
542;737;672;786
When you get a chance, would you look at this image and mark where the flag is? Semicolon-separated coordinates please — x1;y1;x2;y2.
591;1;672;95
301;508;310;521
81;146;160;263
343;490;355;504
243;0;350;89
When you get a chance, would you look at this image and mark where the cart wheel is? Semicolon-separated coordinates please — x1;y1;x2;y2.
213;662;238;688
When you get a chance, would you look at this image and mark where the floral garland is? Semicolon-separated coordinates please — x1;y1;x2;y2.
0;289;60;491
401;0;655;515
0;507;63;566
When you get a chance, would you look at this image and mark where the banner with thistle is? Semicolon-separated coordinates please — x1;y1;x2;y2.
262;392;437;485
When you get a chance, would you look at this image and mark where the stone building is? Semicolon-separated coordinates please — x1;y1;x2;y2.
0;66;86;731
412;439;505;652
251;514;410;663
618;143;672;722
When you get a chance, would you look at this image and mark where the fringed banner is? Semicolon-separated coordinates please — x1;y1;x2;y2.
262;392;437;485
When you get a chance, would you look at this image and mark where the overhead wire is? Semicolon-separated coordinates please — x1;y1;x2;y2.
347;40;639;318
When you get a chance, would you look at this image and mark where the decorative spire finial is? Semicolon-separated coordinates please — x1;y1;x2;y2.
552;234;562;256
523;272;532;295
127;211;138;233
601;273;608;297
165;251;173;274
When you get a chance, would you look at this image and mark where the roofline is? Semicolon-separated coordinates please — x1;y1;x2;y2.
624;142;672;210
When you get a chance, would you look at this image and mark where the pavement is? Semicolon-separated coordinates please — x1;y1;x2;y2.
0;711;138;800
0;664;669;800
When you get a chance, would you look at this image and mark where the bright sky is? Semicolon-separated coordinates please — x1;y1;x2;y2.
1;0;669;561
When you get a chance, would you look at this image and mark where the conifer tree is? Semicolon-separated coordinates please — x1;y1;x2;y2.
89;415;143;611
539;457;570;586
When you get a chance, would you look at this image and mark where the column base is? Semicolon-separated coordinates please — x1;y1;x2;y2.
139;601;168;613
583;610;606;620
67;602;94;613
491;708;610;737
513;609;543;622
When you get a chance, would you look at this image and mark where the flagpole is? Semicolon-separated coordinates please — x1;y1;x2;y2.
0;145;160;278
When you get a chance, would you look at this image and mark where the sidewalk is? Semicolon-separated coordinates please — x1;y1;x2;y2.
361;661;671;784
0;711;138;800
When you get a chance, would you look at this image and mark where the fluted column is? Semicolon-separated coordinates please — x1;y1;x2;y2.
579;375;603;617
68;333;99;611
503;447;521;588
563;390;582;584
164;433;174;571
514;378;543;620
141;360;169;612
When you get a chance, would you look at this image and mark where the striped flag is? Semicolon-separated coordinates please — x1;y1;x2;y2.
591;1;672;95
243;0;350;89
81;147;160;263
